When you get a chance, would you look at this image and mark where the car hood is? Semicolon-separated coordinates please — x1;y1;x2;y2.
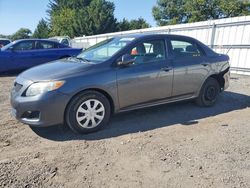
19;58;94;81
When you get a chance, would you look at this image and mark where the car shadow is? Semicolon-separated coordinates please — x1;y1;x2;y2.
31;91;250;141
0;70;23;77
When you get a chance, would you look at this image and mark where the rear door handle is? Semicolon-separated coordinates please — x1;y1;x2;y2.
201;62;210;67
161;67;172;72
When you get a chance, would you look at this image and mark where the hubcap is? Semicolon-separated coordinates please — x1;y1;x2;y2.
76;99;105;129
205;86;217;101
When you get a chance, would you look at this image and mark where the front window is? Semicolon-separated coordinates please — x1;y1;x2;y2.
128;40;166;65
77;37;135;63
13;41;34;51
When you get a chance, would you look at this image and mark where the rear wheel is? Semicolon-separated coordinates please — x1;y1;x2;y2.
195;77;220;107
65;91;111;134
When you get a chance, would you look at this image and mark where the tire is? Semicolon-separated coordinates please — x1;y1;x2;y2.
195;77;220;107
65;91;111;134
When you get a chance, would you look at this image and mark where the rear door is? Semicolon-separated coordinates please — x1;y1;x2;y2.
35;40;62;64
116;37;173;109
167;36;210;97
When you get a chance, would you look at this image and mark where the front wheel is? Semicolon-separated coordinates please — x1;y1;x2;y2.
65;91;111;134
195;77;220;107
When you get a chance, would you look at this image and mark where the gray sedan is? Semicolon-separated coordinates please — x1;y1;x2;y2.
11;34;230;134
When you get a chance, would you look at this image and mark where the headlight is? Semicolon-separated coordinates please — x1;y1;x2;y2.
25;81;65;97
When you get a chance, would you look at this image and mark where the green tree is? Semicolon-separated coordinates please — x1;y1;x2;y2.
117;18;151;31
50;8;76;37
33;19;50;38
48;0;117;37
11;28;32;40
153;0;250;26
47;0;91;16
129;18;151;30
117;19;131;31
218;0;250;18
152;0;187;25
0;34;10;39
85;0;117;35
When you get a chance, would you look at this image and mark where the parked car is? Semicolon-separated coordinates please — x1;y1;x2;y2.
0;39;82;73
11;34;230;134
49;36;71;47
0;38;11;48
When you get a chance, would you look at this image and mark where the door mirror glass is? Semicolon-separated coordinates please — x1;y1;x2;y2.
118;54;135;66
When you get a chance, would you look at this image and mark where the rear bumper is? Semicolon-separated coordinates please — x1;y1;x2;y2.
10;91;70;127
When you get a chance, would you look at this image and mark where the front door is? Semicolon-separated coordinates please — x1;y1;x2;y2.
116;39;173;109
11;40;36;70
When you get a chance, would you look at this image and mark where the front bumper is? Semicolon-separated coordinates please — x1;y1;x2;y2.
10;81;70;127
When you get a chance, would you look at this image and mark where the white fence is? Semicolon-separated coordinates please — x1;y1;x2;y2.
72;16;250;75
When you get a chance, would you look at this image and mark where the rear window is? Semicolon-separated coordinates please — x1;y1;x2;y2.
37;41;55;49
170;39;203;57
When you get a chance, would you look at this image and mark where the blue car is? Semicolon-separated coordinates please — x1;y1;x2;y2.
0;39;82;73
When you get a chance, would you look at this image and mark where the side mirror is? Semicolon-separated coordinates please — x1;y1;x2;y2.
118;54;135;66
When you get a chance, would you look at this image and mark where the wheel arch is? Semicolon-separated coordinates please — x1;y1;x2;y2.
64;88;115;118
209;69;228;91
197;71;226;97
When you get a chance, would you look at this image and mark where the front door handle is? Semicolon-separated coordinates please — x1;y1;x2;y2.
161;67;172;72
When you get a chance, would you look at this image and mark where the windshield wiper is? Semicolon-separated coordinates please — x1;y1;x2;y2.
75;57;90;62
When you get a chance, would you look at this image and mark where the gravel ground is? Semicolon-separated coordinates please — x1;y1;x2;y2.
0;74;250;188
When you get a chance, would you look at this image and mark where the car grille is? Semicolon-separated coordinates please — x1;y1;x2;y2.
14;82;23;92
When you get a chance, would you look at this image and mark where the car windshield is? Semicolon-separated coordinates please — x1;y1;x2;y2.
0;40;10;46
1;41;14;51
77;37;135;63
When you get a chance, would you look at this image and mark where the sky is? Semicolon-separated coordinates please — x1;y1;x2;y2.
0;0;157;35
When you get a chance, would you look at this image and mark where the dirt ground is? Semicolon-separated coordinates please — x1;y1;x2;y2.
0;74;250;188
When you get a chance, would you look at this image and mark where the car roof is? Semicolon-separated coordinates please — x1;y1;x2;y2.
115;34;197;41
14;39;61;44
113;33;217;56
